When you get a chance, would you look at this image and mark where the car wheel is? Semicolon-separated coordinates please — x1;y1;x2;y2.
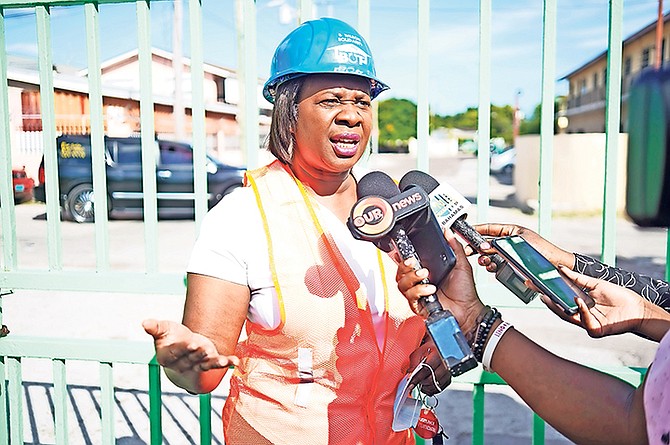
65;184;95;223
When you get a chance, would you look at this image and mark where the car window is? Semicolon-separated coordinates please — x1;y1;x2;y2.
160;144;193;165
116;142;143;164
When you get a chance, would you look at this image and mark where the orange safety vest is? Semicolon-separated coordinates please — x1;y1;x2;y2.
222;161;425;445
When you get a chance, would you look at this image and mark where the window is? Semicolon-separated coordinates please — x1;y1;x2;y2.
115;142;142;164
160;143;193;165
593;72;598;89
624;57;632;76
642;48;650;68
580;79;587;95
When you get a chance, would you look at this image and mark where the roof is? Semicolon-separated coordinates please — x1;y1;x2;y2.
559;12;670;80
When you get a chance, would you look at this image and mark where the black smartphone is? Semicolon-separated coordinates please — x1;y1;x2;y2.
491;235;595;315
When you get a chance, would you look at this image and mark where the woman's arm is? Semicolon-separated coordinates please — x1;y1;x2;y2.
144;273;249;394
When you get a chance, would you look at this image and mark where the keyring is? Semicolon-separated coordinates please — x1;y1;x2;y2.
423;394;439;409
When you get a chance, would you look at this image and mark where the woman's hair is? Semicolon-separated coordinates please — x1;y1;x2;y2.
266;77;304;164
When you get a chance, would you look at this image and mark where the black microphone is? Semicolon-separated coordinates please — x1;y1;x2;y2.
348;171;477;377
398;170;539;304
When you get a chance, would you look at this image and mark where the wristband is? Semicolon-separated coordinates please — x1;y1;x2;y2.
471;307;501;362
482;321;513;372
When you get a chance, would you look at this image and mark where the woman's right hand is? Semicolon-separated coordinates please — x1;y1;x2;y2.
545;267;670;341
143;319;240;373
396;228;486;336
472;223;575;273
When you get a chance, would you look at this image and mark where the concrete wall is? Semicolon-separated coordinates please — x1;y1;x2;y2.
515;133;628;214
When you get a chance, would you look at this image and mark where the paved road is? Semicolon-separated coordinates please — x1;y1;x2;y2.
3;152;667;444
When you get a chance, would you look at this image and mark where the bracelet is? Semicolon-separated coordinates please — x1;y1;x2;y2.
482;321;513;372
471;307;501;362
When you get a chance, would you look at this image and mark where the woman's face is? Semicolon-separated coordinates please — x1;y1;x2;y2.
292;74;372;176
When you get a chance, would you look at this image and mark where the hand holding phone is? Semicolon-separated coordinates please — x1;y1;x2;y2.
491;235;595;315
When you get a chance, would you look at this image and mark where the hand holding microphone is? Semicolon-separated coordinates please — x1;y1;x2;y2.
398;171;540;304
348;171;477;377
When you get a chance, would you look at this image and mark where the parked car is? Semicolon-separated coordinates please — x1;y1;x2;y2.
12;166;35;203
489;146;516;175
34;135;245;223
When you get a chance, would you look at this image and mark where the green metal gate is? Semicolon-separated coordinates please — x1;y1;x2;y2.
0;1;663;444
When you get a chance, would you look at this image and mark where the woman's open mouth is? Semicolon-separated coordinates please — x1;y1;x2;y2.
331;134;361;157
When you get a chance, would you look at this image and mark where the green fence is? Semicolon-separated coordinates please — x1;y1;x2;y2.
0;0;663;444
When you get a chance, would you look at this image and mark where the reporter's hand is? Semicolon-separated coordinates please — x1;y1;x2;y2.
407;338;451;395
540;267;646;339
396;228;485;334
471;223;575;273
143;319;240;372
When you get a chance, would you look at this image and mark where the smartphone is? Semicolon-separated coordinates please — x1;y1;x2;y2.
491;235;595;315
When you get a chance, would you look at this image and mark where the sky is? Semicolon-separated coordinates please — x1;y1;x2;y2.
3;0;668;117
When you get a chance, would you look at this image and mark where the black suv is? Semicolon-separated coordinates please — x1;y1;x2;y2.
34;135;245;223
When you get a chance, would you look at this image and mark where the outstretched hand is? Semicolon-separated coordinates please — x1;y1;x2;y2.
143;319;240;372
540;267;646;339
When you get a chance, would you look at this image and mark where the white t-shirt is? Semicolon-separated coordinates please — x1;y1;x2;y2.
187;182;389;344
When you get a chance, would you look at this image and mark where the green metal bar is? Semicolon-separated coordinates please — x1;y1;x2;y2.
53;359;68;445
148;361;162;445
538;0;557;239
188;0;208;230
0;1;147;7
236;0;259;169
85;2;111;271
601;0;624;266
416;0;429;172
100;362;114;445
0;271;184;294
472;384;485;445
477;0;492;223
36;4;63;270
0;336;155;363
0;357;7;445
298;0;312;23
136;0;159;274
7;357;22;445
532;413;545;445
199;393;212;445
0;7;18;273
356;0;376;164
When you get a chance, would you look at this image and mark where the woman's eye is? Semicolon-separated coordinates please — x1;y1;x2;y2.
321;98;341;107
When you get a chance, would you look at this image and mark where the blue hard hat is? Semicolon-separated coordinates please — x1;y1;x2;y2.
263;17;389;104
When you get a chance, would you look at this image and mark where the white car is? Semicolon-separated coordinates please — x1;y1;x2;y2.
490;146;516;175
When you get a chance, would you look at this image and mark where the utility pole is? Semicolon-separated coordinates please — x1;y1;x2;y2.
173;0;186;140
512;90;521;146
656;0;664;69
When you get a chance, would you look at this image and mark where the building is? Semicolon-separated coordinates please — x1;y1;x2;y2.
560;12;669;133
8;48;271;177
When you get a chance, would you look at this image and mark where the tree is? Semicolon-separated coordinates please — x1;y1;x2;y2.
378;98;417;150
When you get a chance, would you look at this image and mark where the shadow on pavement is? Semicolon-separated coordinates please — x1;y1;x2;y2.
21;381;226;445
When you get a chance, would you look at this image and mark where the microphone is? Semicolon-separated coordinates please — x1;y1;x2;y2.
398;170;539;304
348;171;477;377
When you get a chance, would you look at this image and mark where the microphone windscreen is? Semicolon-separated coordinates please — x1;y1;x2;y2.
399;170;439;194
357;170;400;198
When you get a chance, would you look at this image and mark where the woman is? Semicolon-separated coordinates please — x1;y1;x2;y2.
144;18;443;445
397;229;670;444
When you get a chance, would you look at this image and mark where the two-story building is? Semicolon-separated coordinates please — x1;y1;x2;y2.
8;48;271;178
560;12;669;133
